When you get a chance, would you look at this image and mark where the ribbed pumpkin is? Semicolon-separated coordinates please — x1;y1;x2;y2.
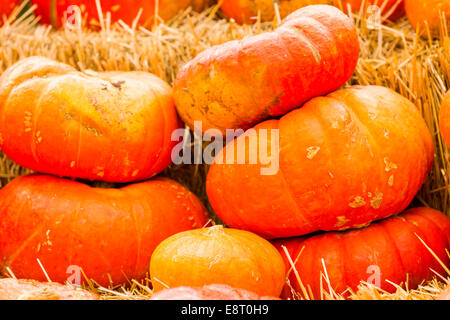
174;5;359;134
0;56;181;183
220;0;404;24
151;284;280;300
439;90;450;148
32;0;193;28
273;207;450;299
405;0;450;36
0;278;99;300
150;226;286;297
0;174;209;286
207;86;434;239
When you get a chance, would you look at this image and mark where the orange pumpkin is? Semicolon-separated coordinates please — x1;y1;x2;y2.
151;284;280;300
0;174;209;287
174;5;359;134
206;86;434;239
0;56;181;183
273;207;450;299
0;278;99;300
150;225;286;297
439;90;450;148
32;0;193;28
405;0;450;36
220;0;404;24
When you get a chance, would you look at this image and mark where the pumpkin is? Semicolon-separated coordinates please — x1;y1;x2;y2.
174;5;359;134
0;278;98;300
151;284;280;300
149;225;286;297
31;0;193;28
206;86;434;239
339;0;404;21
440;91;450;148
0;56;181;183
0;0;20;23
273;207;450;299
190;0;214;12
0;174;209;287
405;0;450;36
220;0;404;24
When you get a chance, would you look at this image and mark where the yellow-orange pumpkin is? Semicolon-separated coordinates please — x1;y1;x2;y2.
0;56;181;183
150;226;286;297
207;86;434;239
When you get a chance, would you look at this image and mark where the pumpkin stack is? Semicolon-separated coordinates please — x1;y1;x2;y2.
169;5;450;299
0;56;210;287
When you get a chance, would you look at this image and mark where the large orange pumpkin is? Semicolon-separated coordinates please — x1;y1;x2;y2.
0;278;99;300
31;0;194;28
151;284;280;300
174;5;359;134
207;86;434;239
439;90;450;148
0;56;181;183
405;0;450;36
220;0;404;24
150;225;286;297
273;207;450;299
0;174;209;287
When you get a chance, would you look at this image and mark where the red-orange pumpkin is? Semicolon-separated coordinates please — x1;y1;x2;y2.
220;0;404;24
150;226;286;297
151;284;280;300
0;278;99;300
0;174;209;287
440;91;450;148
405;0;450;36
207;86;434;239
0;56;181;183
31;0;196;28
273;207;450;299
174;5;359;134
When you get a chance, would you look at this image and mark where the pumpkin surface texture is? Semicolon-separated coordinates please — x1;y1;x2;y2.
151;284;280;300
150;226;286;297
174;5;359;134
0;174;209;287
439;90;450;148
0;278;99;300
0;56;181;183
339;0;405;20
273;207;450;299
404;0;450;36
206;86;434;239
32;0;194;28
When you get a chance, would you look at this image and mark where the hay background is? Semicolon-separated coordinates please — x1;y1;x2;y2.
0;3;449;299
